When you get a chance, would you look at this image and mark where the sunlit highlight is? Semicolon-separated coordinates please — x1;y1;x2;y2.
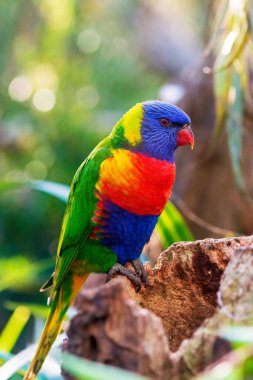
229;0;245;14
32;88;56;112
221;29;238;56
159;84;185;104
8;76;33;102
228;86;236;104
25;160;48;180
77;29;101;54
33;64;58;91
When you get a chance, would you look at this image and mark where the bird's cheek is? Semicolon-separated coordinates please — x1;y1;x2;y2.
177;127;194;148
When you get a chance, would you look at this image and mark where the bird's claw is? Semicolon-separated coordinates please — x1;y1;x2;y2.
106;263;141;292
131;258;149;287
106;259;149;292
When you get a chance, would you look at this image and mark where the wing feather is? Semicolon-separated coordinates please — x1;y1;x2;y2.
51;141;112;295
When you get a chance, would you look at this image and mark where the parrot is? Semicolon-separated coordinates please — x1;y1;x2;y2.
23;100;194;379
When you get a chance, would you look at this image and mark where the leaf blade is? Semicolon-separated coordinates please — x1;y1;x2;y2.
0;180;69;203
156;201;194;248
62;353;148;380
0;307;30;353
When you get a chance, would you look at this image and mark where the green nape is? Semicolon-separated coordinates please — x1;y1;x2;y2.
110;123;128;148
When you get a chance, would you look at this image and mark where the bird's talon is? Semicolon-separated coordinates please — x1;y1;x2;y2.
144;276;149;288
134;282;141;292
106;263;141;292
131;258;149;287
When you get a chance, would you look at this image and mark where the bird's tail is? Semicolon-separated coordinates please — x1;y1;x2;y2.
23;273;89;380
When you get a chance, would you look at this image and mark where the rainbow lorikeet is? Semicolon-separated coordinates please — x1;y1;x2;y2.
24;100;193;379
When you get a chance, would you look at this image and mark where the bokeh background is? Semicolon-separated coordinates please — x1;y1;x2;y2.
1;0;253;379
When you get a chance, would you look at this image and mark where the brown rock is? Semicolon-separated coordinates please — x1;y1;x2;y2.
63;235;253;380
122;236;253;351
172;245;253;380
63;280;170;380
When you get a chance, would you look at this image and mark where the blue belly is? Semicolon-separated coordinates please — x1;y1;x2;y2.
99;200;158;265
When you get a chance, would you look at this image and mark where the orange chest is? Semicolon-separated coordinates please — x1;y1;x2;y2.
96;149;175;216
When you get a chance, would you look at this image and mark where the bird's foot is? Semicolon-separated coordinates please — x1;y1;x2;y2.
106;263;141;292
131;258;149;287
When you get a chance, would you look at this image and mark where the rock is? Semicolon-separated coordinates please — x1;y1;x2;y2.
118;236;253;351
171;245;253;379
62;235;253;380
63;280;170;380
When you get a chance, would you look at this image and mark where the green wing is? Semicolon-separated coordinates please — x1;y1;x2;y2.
51;140;112;294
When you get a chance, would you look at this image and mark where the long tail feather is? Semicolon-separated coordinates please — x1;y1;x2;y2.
23;273;89;380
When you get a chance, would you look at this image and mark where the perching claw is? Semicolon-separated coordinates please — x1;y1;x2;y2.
106;263;141;292
131;258;149;287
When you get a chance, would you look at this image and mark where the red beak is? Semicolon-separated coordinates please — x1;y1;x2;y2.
177;125;194;149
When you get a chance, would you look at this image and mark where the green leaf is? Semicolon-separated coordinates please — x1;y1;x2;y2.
0;256;52;291
0;306;30;353
204;0;229;56
206;0;250;149
62;353;148;380
213;65;233;142
211;0;249;73
226;67;247;194
156;201;194;248
213;26;248;73
0;180;69;203
0;350;50;380
0;352;28;379
4;302;49;320
4;301;74;321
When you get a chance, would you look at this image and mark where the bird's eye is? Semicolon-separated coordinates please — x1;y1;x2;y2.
160;118;170;127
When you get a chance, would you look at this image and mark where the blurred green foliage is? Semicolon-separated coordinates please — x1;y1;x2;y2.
156;201;194;246
206;0;252;198
0;306;30;353
0;0;162;337
0;1;160;252
62;353;148;380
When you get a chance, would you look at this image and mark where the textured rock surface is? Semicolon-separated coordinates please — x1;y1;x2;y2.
171;245;253;380
63;280;170;380
62;235;253;380
116;235;253;351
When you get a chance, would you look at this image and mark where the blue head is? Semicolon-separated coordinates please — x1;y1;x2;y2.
112;100;193;162
140;100;193;162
